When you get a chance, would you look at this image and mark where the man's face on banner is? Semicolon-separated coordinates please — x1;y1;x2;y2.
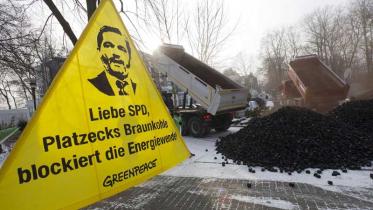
99;31;130;81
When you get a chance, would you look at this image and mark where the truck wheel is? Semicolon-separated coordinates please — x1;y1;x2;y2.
188;116;207;137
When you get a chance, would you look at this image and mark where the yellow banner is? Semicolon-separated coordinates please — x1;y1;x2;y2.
0;0;190;209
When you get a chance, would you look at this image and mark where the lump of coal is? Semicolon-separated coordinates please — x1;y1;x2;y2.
222;162;225;167
247;183;252;188
332;171;341;176
216;106;373;172
314;173;321;179
288;183;295;188
267;167;278;172
328;181;333;185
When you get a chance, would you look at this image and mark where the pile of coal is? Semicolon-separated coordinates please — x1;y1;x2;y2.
216;106;373;171
328;99;373;137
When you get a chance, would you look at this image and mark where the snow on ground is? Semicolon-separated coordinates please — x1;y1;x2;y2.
230;195;297;210
0;144;12;168
163;127;373;190
1;126;371;192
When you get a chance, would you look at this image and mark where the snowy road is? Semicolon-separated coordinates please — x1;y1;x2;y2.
87;127;373;209
165;127;373;191
2;127;373;209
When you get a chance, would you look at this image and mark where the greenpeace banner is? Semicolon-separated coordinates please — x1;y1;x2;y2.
0;0;190;209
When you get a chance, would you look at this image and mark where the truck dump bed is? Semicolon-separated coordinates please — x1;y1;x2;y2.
158;46;241;89
152;44;249;115
288;55;349;110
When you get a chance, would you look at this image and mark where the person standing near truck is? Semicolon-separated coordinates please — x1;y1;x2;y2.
163;92;174;116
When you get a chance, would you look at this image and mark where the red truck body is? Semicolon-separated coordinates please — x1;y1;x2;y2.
284;55;349;112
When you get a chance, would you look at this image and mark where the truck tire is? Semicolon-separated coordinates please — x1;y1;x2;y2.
188;116;207;137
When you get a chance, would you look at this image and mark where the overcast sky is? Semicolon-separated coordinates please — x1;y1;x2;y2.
221;0;350;70
29;0;350;72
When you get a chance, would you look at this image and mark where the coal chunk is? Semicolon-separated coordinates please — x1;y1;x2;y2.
268;167;278;172
288;183;295;188
332;171;340;176
214;157;217;160
328;181;333;185
314;173;321;179
246;183;252;188
205;149;208;152
222;162;225;167
305;170;311;174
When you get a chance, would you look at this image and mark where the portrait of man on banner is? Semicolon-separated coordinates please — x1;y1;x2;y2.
88;25;137;96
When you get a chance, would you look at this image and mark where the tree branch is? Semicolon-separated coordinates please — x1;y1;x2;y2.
42;0;77;45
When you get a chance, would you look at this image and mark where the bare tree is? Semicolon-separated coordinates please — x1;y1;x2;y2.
353;0;373;73
232;52;255;76
286;26;303;59
0;73;12;109
143;0;183;43
0;1;33;102
0;1;65;107
259;27;302;95
185;0;234;65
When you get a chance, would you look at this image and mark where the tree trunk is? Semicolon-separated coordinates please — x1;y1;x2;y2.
43;0;77;45
86;0;97;21
6;81;17;109
0;89;11;110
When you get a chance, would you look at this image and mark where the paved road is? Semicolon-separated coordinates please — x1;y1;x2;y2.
85;175;373;209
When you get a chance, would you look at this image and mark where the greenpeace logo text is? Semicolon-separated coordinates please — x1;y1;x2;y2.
103;159;157;187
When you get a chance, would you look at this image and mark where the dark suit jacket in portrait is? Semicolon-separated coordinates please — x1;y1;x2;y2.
88;71;136;96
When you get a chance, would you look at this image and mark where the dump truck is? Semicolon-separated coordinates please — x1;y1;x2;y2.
282;55;349;112
152;44;249;137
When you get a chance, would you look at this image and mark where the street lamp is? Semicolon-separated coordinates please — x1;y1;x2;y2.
30;79;36;111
